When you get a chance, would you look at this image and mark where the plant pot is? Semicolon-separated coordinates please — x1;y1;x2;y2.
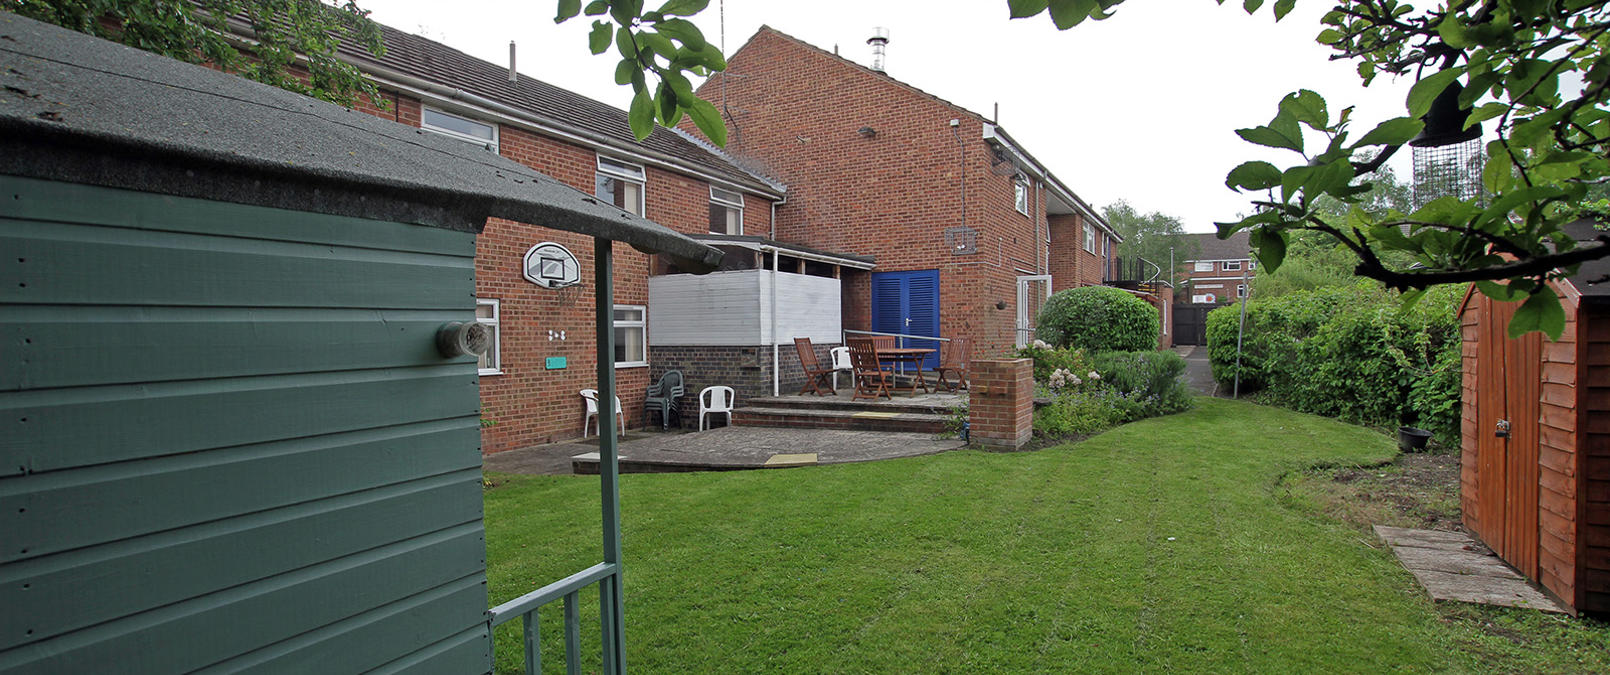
1398;426;1433;452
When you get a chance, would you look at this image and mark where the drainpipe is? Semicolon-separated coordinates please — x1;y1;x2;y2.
766;245;781;396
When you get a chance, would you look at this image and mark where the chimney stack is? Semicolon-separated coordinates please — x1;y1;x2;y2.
508;41;517;83
867;27;889;72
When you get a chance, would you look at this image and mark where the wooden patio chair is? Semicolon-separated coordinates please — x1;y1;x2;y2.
871;335;896;351
935;337;971;392
846;336;893;401
794;337;835;396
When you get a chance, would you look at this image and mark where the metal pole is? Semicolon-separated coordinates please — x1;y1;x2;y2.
593;238;626;673
771;247;779;397
1232;265;1250;399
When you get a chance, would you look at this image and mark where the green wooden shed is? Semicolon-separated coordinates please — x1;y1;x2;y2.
0;14;719;673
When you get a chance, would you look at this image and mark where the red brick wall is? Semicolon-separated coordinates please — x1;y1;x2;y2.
970;358;1033;449
685;28;1049;359
355;88;778;453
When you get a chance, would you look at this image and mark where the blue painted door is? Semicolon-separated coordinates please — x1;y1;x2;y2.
870;270;941;369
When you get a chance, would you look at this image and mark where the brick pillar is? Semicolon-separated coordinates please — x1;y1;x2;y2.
970;358;1033;450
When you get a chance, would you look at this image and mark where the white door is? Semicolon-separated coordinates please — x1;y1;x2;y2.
1015;275;1052;348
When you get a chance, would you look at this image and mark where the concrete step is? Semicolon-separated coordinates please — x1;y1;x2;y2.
731;406;952;434
743;396;957;416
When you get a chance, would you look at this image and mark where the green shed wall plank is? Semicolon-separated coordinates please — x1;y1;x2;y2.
0;527;485;674
1;220;474;309
0;179;488;673
1;471;482;649
0;175;476;257
2;367;479;477
1;419;479;559
2;306;475;390
207;578;489;675
368;626;494;675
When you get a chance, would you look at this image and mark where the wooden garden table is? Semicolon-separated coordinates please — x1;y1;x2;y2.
877;347;936;396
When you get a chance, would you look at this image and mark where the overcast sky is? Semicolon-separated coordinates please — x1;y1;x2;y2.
363;0;1421;233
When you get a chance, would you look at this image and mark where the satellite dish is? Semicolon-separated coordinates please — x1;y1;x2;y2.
523;242;581;289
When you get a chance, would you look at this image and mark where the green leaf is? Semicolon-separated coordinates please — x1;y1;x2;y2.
1436;15;1472;49
589;21;613;55
1047;0;1097;29
1226;161;1282;191
584;0;609;15
1352;117;1423;147
657;0;709;16
655;18;706;50
614;58;636;85
1476;280;1526;302
1243;0;1264;12
615;26;638;59
685;95;726;146
628;89;655;140
1236;117;1303;153
643;31;678;60
1279;90;1328;130
1008;0;1050;18
1249;228;1287;272
1509;285;1565;340
1399;288;1426;312
1482;154;1512;193
555;0;581;23
1407;69;1462;119
1316;28;1344;44
1273;0;1296;19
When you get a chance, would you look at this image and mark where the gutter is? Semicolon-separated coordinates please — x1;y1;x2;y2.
981;123;1118;242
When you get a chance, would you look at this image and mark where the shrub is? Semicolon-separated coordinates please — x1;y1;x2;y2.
1014;340;1092;382
1205;283;1463;445
1037;286;1159;352
1090;350;1194;416
1033;389;1131;437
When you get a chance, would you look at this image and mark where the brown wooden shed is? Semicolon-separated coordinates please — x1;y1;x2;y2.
1459;221;1610;615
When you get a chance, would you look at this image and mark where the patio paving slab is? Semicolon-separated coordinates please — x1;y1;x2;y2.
484;426;964;476
1374;525;1567;613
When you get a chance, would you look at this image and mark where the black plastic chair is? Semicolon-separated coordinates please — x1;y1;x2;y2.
644;370;685;430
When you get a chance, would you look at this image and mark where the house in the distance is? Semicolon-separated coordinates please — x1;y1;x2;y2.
680;26;1123;356
1181;231;1253;304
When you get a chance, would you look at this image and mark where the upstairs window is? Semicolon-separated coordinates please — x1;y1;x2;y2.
1193;261;1213;272
1223;261;1242;271
709;186;744;235
422;107;497;149
1083;224;1096;253
596;157;646;216
1014;178;1030;216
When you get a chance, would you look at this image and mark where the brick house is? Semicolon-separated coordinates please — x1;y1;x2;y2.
1181;231;1253;305
325;25;890;452
682;26;1122;357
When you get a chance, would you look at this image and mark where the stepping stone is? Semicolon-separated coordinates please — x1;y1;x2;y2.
1373;525;1567;614
765;453;818;467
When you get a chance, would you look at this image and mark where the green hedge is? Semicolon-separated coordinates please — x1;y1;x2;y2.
1205;283;1462;444
1037;286;1159;352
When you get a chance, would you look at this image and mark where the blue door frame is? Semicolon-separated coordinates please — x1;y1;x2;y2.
870;270;941;370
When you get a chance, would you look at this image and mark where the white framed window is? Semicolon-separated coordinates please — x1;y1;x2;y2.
1014;178;1030;216
1223;260;1242;271
1248;259;1257;270
709;186;744;235
476;299;501;375
422;107;497;149
613;304;648;368
1237;284;1248;298
1083;224;1096;253
596;156;646;216
1193;261;1213;272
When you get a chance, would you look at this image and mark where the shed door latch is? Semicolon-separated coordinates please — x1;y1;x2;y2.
1495;419;1511;438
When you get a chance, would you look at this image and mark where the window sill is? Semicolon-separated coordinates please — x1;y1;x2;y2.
615;362;649;369
479;369;504;376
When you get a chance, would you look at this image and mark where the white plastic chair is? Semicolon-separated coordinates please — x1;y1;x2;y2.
580;389;626;438
829;346;853;392
698;385;735;431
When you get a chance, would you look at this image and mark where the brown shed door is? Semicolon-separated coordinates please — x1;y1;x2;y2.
1476;296;1543;577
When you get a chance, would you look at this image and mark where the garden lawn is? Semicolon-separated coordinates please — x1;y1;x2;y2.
484;398;1472;673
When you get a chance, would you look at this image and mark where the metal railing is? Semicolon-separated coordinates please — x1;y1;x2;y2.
488;563;620;675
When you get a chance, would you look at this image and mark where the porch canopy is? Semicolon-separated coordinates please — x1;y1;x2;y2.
1;14;704;673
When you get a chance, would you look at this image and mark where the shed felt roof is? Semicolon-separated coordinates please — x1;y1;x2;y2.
1183;231;1252;262
1564;220;1610;299
0;13;722;272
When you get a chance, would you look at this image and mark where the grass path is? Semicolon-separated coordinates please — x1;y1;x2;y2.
485;398;1476;673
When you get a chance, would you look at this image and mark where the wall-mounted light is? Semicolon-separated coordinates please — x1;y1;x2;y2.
857;126;877;138
995;301;1008;310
